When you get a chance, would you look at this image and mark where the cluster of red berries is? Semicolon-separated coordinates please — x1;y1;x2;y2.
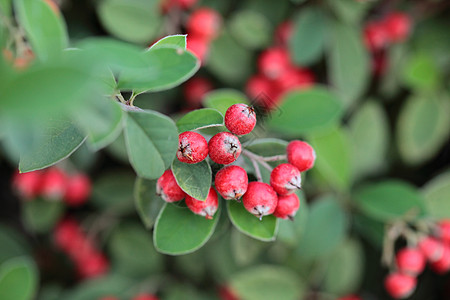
99;293;158;300
53;218;109;279
12;167;91;207
246;21;315;110
384;220;450;299
157;103;316;220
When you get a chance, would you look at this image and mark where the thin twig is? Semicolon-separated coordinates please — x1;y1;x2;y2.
250;158;262;182
242;149;275;172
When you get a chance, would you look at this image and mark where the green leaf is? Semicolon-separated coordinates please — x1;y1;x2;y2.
323;239;364;295
349;100;389;177
296;195;348;260
0;257;38;300
15;0;68;61
229;265;305;300
353;213;385;248
397;94;450;165
63;274;133;300
227;201;278;242
355;180;426;222
91;171;135;212
124;110;178;179
325;0;373;24
134;177;164;228
401;52;441;91
0;226;30;264
203;89;249;115
328;22;370;108
228;10;271;50
176;108;224;132
153;202;220;255
277;192;308;246
268;87;344;136
289;7;327;66
22;199;64;233
97;0;161;44
0;0;12;15
231;229;266;266
171;159;212;201
18;117;85;172
150;34;187;50
422;172;450;220
309;126;353;191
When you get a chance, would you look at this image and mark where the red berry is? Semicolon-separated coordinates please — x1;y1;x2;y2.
156;169;186;202
76;252;109;279
177;131;209;164
185;187;219;219
270;163;301;195
384;272;417;299
337;295;362;300
224;104;257;135
187;35;210;63
245;75;281;109
64;174;91;207
214;165;248;200
218;285;240;300
187;8;222;41
132;294;159;300
431;244;450;274
418;236;444;262
384;12;411;43
53;218;82;252
12;170;43;200
274;67;315;93
372;50;388;76
286;140;316;172
273;193;300;220
438;220;450;243
364;21;388;51
183;77;213;107
242;182;278;219
274;21;293;47
258;47;291;79
396;247;426;276
40;167;68;200
208;132;241;165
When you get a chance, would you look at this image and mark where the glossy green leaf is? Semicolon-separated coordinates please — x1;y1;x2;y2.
154;202;220;255
228;10;271;50
296;195;348;260
171;159;211;201
268;87;344;136
229;265;305;300
355;180;426;222
97;0;160;44
349;101;389;177
397;94;450;165
309;126;353;191
150;34;187;50
422;172;450;220
22;199;64;233
328;22;370;108
15;0;68;61
289;7;327;65
227;201;278;242
91;171;135;212
124;110;178;179
176;108;224;132
18;117;85;172
401;52;440;91
203;89;249;115
134;177;164;228
0;257;38;300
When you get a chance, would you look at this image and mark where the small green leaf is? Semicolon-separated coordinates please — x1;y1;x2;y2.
171;159;212;201
0;257;38;300
296;195;348;260
325;0;373;24
422;172;450;220
229;265;305;300
203;89;249;115
22;199;64;233
134;177;164;228
268;87;344;136
355;180;426;222
176;108;224;132
227;201;278;242
397;94;450;165
91;171;135;212
150;34;187;50
228;10;271;50
154;202;220;255
289;7;327;65
124;110;178;180
401;52;441;91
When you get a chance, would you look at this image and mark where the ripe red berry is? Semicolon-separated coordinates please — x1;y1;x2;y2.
384;272;417;299
177;131;209;164
274;21;293;47
132;294;159;300
224;103;257;135
384;12;411;43
186;8;222;41
270;163;301;195
396;247;426;276
208;132;241;165
274;67;315;93
53;218;82;252
258;47;291;79
185;187;219;219
76;252;109;279
245;75;281;109
12;170;43;200
187;35;210;63
156;169;186;202
183;77;213;107
64;174;91;207
40;167;68;200
364;21;388;51
218;285;240;300
431;244;450;274
214;165;248;200
418;236;444;262
242;182;278;220
286;140;316;172
438;220;450;243
273;193;300;220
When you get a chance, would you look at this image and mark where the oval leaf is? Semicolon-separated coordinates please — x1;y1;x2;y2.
228;10;271;50
91;171;135;212
150;34;187;50
422;172;450;220
0;257;38;300
171;159;211;201
134;177;164;228
176;108;224;132
22;199;64;233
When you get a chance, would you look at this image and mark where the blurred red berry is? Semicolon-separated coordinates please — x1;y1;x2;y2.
187;35;210;63
274;67;315;93
218;285;240;300
53;218;82;252
132;294;159;300
384;272;417;299
258;47;291;79
64;174;91;207
245;74;278;102
431;244;450;274
396;247;426;276
183;77;213;107
372;50;387;76
187;8;222;41
438;220;450;243
77;252;109;279
418;236;444;262
384;12;411;43
12;170;43;200
364;21;388;51
40;167;68;200
274;21;293;47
